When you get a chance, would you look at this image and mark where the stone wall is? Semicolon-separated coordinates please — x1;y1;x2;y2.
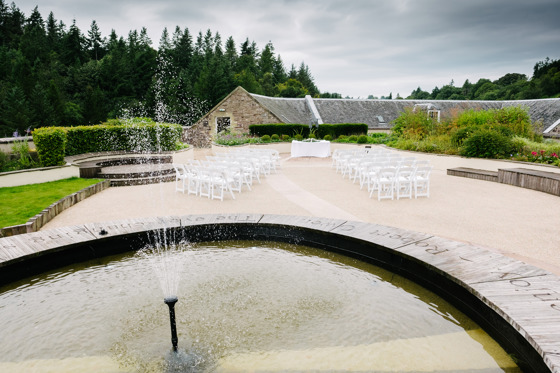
183;122;212;148
196;87;282;135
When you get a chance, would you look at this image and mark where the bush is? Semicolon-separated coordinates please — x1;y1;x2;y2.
348;135;358;142
450;126;477;146
316;123;368;138
32;119;183;165
261;134;271;142
249;124;309;137
281;134;290;141
33;127;67;167
369;133;389;144
271;134;280;141
250;123;368;139
216;132;255;146
391;107;436;139
65;118;182;155
294;134;303;141
0;149;7;170
11;140;35;169
309;133;316;139
461;129;513;158
323;134;332;141
357;135;368;144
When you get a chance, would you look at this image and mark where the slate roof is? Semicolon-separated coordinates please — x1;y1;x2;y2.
247;93;560;133
250;94;313;124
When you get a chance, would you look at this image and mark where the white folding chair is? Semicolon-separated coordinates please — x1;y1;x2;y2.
377;166;398;201
198;167;212;199
367;162;387;197
396;166;415;200
414;166;432;198
172;164;188;193
210;169;235;201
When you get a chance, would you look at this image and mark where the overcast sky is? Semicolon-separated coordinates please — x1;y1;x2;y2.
13;0;560;98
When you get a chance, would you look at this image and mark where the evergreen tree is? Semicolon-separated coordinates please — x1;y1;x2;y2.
296;62;318;96
61;20;85;65
1;85;32;133
86;20;105;60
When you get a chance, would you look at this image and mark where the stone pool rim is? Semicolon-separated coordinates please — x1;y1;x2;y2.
0;213;559;373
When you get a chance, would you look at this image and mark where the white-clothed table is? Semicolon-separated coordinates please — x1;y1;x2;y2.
290;140;331;158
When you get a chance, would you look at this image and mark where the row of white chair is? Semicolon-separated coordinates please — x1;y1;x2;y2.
366;164;432;200
332;149;433;200
173;150;278;201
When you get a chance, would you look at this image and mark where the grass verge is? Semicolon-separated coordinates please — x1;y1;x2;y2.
0;177;103;228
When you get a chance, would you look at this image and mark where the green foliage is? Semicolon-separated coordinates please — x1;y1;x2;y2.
0;148;8;170
316;123;368;139
407;58;560;100
63;119;181;155
215;132;261;146
0;4;321;134
281;134;290;141
391;107;436;139
323;134;332;141
261;134;271;142
32;127;67;167
249;124;310;137
11;139;35;169
461;129;513;158
348;135;358;142
32;119;182;165
294;134;303;141
270;134;280;141
357;135;368;144
368;133;390;144
450;126;477;146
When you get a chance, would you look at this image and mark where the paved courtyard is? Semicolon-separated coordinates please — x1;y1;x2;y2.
31;143;560;275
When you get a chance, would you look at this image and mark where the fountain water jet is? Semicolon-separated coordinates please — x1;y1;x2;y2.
136;240;204;371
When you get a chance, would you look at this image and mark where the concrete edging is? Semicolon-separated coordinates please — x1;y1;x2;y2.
0;180;110;237
0;214;558;372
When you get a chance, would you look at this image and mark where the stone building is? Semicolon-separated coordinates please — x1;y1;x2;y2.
184;86;560;147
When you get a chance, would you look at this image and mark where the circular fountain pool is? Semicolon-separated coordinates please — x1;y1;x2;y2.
0;240;519;372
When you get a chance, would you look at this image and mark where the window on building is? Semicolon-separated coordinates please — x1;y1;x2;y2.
216;117;231;133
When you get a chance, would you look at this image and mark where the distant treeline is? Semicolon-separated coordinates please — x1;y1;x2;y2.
405;58;560;101
0;1;341;136
1;1;558;137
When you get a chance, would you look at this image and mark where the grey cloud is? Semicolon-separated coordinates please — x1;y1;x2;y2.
12;0;560;97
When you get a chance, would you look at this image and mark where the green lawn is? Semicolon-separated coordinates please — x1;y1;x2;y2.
0;177;103;228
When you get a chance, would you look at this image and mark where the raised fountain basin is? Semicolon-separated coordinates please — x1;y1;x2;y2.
0;214;559;372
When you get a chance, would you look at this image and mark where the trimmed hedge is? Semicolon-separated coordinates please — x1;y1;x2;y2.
316;123;368;139
65;118;182;155
32;127;67;167
249;124;310;137
33;118;182;166
249;123;368;139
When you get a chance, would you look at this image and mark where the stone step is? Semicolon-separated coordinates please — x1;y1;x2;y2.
109;174;175;187
447;167;498;182
98;164;175;180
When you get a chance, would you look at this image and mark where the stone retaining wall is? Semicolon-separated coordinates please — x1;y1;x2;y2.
0;180;110;237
